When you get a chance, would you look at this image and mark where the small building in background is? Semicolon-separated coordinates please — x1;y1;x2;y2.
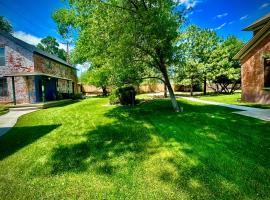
0;30;78;105
234;13;270;104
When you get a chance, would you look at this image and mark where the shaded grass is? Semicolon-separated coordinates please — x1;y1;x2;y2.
198;93;270;109
0;98;269;199
0;105;8;116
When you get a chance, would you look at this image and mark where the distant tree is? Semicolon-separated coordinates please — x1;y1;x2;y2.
81;65;111;96
176;25;219;96
0;16;12;33
208;36;244;93
37;36;67;61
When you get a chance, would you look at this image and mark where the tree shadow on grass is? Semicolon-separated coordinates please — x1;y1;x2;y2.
47;99;270;198
147;99;270;199
0;125;61;160
49;120;153;175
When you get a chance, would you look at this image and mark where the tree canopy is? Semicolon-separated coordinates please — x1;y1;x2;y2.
175;25;243;95
37;36;67;61
0;16;12;33
53;0;186;111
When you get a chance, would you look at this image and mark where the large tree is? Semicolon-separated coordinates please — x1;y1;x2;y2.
176;25;219;95
53;0;185;111
37;36;67;61
208;36;244;93
0;16;12;33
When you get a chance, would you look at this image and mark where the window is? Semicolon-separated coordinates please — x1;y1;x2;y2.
0;78;8;96
264;58;270;88
0;47;5;66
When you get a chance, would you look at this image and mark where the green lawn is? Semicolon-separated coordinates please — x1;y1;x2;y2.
199;93;270;109
0;105;8;116
0;98;269;199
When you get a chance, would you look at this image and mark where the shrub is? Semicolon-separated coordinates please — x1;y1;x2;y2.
109;85;136;105
109;89;120;105
71;93;84;100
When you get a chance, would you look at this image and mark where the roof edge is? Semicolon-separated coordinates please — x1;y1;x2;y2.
0;30;77;70
243;13;270;31
234;20;270;60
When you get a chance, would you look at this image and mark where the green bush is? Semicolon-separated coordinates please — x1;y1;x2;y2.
109;89;120;105
71;93;84;100
109;85;136;105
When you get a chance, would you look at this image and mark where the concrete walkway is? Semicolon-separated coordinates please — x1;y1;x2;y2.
180;97;270;122
0;108;39;137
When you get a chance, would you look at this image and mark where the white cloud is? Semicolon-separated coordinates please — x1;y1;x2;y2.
175;0;200;9
240;15;248;20
12;31;72;51
259;3;269;9
215;23;227;30
228;21;234;25
215;12;228;19
13;31;42;45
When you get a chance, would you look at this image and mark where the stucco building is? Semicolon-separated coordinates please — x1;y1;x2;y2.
234;13;270;104
0;30;78;105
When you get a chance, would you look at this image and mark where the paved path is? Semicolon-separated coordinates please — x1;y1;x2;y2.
0;108;39;137
180;97;270;122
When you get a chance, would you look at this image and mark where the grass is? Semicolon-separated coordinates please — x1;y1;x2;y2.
0;105;8;116
198;93;270;109
0;98;269;199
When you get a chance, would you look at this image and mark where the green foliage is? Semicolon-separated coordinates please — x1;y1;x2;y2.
81;65;110;96
109;88;120;105
37;36;67;61
176;25;244;94
53;0;185;111
109;85;136;105
70;93;84;100
208;36;244;93
176;25;219;85
0;16;12;33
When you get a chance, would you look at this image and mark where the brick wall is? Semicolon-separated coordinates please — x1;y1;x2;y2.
240;33;270;104
33;54;78;93
0;35;35;103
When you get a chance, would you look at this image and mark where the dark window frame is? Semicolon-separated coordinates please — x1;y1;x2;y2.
264;58;270;88
0;77;8;97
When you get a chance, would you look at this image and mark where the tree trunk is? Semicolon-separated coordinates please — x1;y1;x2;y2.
190;78;193;96
102;86;108;96
164;83;168;98
203;76;207;95
161;68;181;112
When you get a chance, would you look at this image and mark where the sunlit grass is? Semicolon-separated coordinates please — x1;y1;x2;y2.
198;93;270;109
0;98;269;199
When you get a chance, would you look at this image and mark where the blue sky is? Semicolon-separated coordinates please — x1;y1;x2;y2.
0;0;270;45
1;0;269;74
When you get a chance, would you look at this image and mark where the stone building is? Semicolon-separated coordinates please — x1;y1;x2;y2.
234;13;270;104
0;30;78;105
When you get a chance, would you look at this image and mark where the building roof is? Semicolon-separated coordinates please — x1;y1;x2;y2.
243;13;270;31
234;13;270;60
0;30;77;70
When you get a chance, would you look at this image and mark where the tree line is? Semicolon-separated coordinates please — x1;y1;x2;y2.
1;0;244;112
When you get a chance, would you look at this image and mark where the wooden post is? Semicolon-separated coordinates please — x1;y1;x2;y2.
11;76;16;105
